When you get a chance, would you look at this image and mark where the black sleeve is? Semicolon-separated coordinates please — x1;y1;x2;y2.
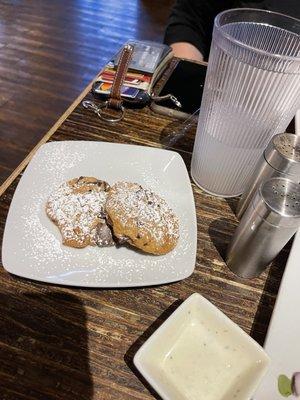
164;0;235;59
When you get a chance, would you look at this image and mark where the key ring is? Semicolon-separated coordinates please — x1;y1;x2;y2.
82;100;124;123
82;45;132;123
98;102;124;123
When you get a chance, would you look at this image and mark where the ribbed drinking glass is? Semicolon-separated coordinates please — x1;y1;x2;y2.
191;9;300;197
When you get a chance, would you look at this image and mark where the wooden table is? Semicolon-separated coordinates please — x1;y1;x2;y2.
0;75;289;400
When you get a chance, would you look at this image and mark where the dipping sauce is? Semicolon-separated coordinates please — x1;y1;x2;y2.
134;294;269;400
162;320;263;400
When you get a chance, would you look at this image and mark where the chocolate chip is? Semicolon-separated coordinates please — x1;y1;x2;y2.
95;222;115;247
148;201;153;205
143;243;148;246
136;234;141;239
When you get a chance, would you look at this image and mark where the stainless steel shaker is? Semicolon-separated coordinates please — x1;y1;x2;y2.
236;133;300;219
226;177;300;279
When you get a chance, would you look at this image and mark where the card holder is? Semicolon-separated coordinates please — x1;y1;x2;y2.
92;40;174;109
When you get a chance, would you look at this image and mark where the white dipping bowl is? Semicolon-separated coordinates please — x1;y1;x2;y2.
134;293;270;400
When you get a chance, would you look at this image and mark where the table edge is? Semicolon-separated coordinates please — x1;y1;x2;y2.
0;57;208;197
0;71;101;196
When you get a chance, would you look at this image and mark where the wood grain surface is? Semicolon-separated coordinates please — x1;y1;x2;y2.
0;0;173;185
0;81;290;398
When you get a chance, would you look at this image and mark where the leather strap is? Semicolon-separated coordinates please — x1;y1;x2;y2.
108;44;134;110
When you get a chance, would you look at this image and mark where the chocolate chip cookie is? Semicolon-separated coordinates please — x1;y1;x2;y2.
46;176;114;248
105;181;179;255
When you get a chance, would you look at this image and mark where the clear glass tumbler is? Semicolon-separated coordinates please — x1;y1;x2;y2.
191;9;300;197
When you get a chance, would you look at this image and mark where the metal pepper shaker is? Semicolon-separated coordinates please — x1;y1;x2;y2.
236;133;300;219
226;177;300;279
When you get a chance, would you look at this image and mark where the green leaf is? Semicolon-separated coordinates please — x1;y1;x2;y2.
278;375;293;397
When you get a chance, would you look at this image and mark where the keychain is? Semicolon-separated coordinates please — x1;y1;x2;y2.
82;100;124;123
83;44;133;123
83;43;182;122
83;92;181;121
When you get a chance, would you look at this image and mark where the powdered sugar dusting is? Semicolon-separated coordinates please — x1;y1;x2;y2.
106;182;179;245
20;193;65;269
46;178;109;247
34;143;86;174
3;141;196;287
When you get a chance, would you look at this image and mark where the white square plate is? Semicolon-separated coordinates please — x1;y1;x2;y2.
134;293;270;400
2;141;197;287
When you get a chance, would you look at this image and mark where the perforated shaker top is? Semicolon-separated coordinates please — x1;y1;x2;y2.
273;133;300;162
261;177;300;219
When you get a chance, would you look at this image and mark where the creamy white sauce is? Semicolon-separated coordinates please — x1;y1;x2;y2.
161;321;262;400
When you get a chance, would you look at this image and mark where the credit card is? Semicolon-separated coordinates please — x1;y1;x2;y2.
94;81;139;98
98;77;149;91
99;69;151;84
101;72;141;83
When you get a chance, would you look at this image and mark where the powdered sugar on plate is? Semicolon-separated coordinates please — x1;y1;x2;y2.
2;141;197;287
46;178;110;247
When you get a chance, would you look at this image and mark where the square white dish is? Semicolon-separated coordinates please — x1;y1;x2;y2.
134;293;270;400
2;141;197;287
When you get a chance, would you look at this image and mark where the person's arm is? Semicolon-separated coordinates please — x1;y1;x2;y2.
164;0;234;61
171;42;204;62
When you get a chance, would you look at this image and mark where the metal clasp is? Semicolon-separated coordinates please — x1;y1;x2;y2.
82;100;124;123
